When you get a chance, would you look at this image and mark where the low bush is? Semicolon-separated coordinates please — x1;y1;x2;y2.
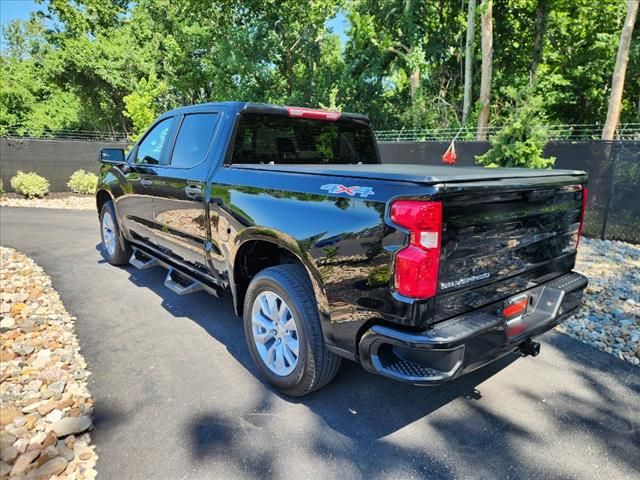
0;179;4;194
67;169;98;194
10;171;50;198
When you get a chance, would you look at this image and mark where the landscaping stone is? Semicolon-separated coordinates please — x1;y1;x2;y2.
10;450;40;476
0;405;21;426
50;417;92;438
1;445;19;463
58;445;74;462
44;409;64;424
0;316;16;329
0;246;98;478
0;193;94;210
556;237;640;366
0;432;16;451
25;455;67;480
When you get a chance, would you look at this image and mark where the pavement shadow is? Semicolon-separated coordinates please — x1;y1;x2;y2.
108;246;519;439
96;245;639;478
530;332;640;474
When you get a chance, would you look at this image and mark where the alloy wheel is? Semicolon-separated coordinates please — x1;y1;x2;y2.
251;291;300;376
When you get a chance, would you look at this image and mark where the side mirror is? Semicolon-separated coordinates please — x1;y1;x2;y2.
100;148;125;164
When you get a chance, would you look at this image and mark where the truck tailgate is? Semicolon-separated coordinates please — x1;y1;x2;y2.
434;182;586;322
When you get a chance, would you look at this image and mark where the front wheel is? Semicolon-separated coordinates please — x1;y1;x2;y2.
100;201;131;265
243;264;341;397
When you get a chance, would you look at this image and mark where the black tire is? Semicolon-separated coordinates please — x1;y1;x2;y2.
243;264;341;397
100;201;132;265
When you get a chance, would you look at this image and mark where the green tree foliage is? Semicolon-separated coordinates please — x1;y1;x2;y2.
123;73;169;140
476;87;556;168
343;0;466;129
529;0;637;125
0;17;82;134
0;0;637;140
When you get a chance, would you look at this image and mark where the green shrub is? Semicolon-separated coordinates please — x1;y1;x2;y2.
10;171;49;198
476;88;555;169
367;265;391;287
67;169;98;194
0;179;4;194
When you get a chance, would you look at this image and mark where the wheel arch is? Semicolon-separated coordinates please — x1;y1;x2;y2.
96;189;114;215
230;234;329;322
97;189;130;254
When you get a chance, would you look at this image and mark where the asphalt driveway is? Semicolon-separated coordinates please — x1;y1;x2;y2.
1;207;639;479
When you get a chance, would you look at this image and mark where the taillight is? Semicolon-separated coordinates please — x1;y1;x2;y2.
286;106;341;121
390;200;443;298
576;186;588;248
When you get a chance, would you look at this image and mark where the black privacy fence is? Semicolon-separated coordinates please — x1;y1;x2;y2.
0;138;131;192
1;136;638;243
589;141;640;243
378;140;640;244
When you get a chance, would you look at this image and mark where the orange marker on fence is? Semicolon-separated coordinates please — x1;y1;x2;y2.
441;126;464;165
442;142;457;164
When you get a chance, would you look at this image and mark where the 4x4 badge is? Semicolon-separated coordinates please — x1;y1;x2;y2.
321;184;375;198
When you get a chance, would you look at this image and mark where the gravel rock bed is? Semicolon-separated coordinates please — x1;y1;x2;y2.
0;247;98;479
0;194;95;211
556;237;640;366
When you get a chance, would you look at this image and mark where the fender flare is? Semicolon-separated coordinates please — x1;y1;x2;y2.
229;228;330;320
95;187;115;213
96;188;129;250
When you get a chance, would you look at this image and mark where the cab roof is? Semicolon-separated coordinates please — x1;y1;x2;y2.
160;101;370;123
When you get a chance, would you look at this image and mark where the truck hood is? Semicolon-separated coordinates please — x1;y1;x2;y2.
232;163;586;185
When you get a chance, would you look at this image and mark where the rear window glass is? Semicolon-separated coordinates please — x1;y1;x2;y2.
229;113;378;165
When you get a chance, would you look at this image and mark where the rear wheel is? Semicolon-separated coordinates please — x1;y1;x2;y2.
243;264;341;396
100;201;131;265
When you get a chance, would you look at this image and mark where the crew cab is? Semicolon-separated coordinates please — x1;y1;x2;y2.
96;102;588;396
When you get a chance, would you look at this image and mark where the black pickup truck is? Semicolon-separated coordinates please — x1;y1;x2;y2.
97;102;588;396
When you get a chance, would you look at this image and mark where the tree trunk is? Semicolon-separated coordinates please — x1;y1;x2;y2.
602;0;639;140
462;0;476;124
476;0;493;140
529;0;547;83
409;67;420;103
410;66;421;126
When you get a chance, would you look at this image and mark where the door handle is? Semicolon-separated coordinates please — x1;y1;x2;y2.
140;179;152;187
185;185;202;199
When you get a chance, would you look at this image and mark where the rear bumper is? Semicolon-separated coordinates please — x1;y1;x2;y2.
358;271;588;385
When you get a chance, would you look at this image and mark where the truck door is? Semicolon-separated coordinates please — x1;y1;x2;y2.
116;116;175;246
150;112;220;271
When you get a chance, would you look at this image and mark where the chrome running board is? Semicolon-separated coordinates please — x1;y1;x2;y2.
164;268;205;296
129;246;220;297
129;250;160;270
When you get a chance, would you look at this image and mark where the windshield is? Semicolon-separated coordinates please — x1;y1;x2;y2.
229;113;379;165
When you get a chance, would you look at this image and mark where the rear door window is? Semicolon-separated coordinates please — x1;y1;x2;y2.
170;113;219;168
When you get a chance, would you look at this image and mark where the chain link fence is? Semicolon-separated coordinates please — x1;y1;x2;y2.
586;141;640;243
375;123;640;142
3;123;640;143
1;127;130;142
